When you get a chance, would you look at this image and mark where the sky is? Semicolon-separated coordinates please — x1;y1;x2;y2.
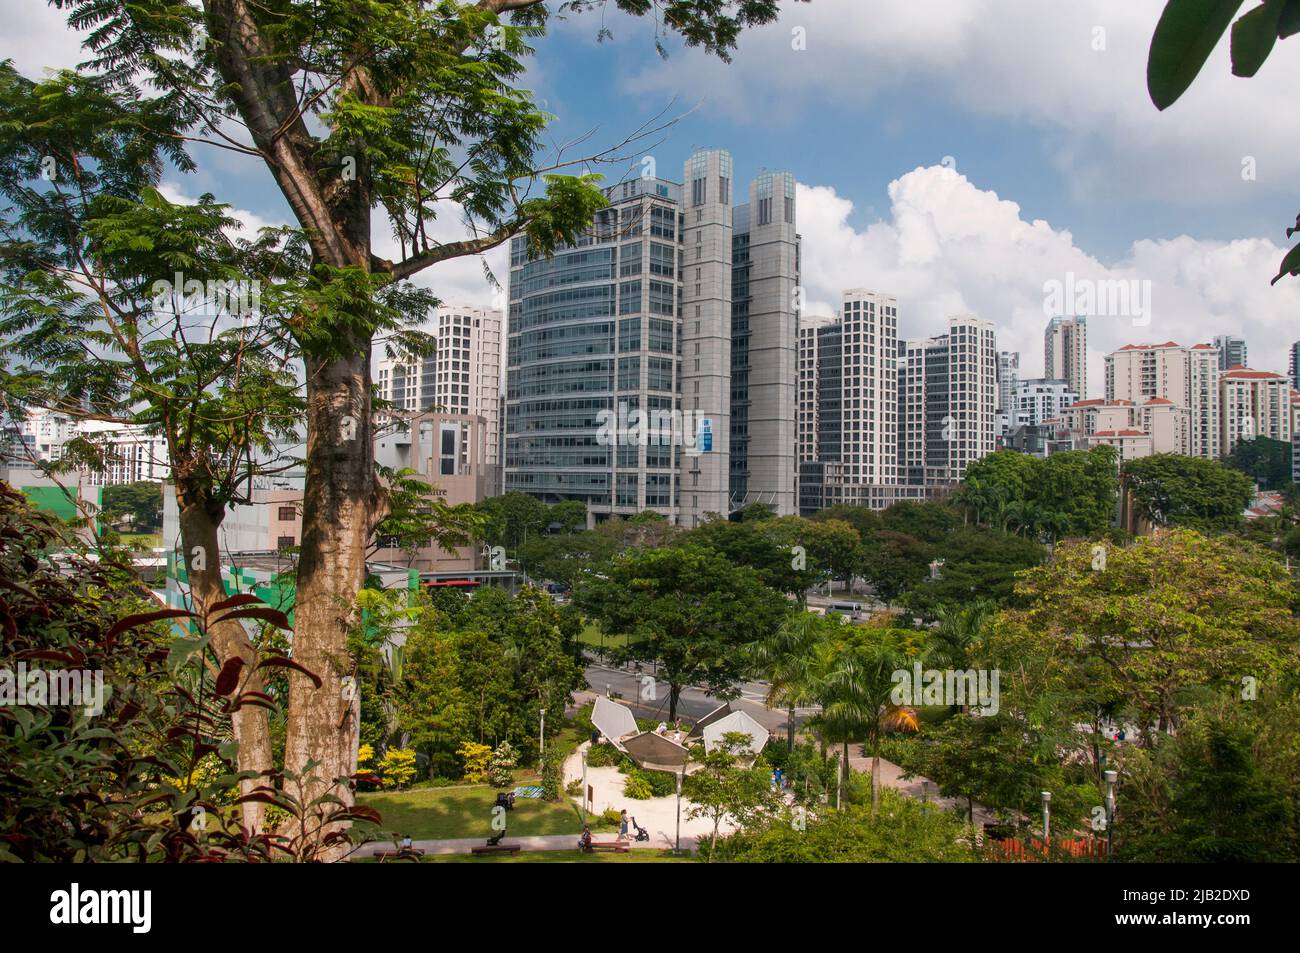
5;0;1299;397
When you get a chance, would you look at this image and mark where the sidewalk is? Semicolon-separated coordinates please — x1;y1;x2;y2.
352;833;697;858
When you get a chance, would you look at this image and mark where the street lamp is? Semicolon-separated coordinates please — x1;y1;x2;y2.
539;708;546;766
675;768;683;854
1103;769;1118;858
1041;791;1052;844
581;746;588;825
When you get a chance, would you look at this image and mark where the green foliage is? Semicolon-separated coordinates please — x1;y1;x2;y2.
378;748;418;789
583;743;624;768
1117;690;1300;862
395;587;584;775
99;482;163;531
0;482;361;862
457;741;493;784
999;531;1300;736
488;740;518;788
575;545;791;719
1223;435;1295;490
622;772;654;799
540;747;564;801
903;528;1043;620
710;789;974;863
1123;453;1255;532
956;446;1120;541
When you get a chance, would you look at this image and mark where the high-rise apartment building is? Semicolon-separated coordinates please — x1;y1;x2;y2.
797;315;837;463
1214;334;1248;371
1188;343;1222;460
894;315;997;486
1013;378;1077;426
1044;316;1087;400
1221;367;1290;456
1103;340;1220;458
377;304;503;468
1105;341;1190;406
503;149;799;526
996;351;1019;415
1288;340;1300;391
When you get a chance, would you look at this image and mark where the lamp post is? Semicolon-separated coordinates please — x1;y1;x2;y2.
675;768;683;854
1104;769;1117;858
539;708;546;766
1041;790;1052;844
581;747;588;824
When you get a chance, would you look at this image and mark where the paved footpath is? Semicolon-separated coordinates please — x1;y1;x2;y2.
352;833;697;858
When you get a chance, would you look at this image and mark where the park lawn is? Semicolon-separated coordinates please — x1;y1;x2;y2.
119;532;162;549
358;785;591;840
418;849;691;863
576;620;641;651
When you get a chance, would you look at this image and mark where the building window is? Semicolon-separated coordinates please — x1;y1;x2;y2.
276;536;296;550
277;506;296;522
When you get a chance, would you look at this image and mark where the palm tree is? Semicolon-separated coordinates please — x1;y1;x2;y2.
811;630;914;812
747;611;829;752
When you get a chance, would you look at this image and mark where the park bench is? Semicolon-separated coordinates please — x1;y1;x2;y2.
471;843;522;856
372;848;424;861
583;840;630;853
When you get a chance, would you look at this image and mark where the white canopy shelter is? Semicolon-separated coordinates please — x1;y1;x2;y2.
592;696;639;745
701;710;769;761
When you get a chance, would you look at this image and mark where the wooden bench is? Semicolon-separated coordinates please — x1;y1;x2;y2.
372;848;425;861
583;840;630;853
471;843;522;856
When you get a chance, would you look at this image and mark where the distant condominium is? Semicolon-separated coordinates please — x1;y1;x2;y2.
798;306;995;512
376;304;503;468
1289;339;1300;391
1013;378;1077;427
1087;337;1300;463
1220;366;1290;455
503;150;800;526
1214;334;1248;372
996;351;1019;420
4;409;168;485
1044;316;1088;400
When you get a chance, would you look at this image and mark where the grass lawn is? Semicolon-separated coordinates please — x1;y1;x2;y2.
576;620;641;652
358;785;608;840
119;532;162;549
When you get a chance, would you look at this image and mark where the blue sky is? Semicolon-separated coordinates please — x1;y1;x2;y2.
6;0;1300;394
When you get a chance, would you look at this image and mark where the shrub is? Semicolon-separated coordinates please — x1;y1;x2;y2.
378;748;418;789
540;748;563;801
584;742;622;767
623;772;654;799
488;740;518;788
457;741;492;783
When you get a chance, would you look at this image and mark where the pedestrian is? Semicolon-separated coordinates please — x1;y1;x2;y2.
619;809;629;841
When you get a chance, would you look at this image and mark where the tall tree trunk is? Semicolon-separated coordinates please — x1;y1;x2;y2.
284;349;373;855
668;683;680;723
787;707;795;753
177;488;273;834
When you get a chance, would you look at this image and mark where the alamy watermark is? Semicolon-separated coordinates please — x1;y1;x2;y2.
0;663;105;716
150;272;261;319
1042;272;1151;327
890;663;1000;716
595;401;712;457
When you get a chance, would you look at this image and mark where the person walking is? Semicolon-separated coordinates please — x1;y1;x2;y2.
619;809;630;841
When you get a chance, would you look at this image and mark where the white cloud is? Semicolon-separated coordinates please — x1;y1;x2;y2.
796;166;1300;397
623;0;1300;208
0;0;84;77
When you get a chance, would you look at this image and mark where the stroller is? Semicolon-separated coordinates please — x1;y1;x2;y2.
628;816;650;843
